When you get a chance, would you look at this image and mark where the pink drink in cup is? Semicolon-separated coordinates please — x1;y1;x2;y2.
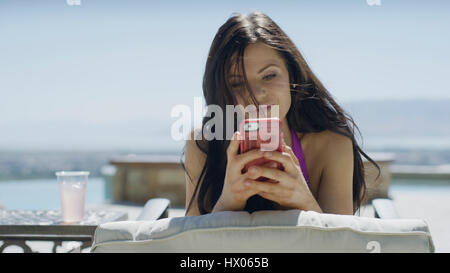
55;171;89;223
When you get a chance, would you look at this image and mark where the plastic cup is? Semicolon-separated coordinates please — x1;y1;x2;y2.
55;171;89;223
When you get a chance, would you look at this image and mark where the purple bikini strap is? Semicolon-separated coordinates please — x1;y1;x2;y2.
290;128;310;185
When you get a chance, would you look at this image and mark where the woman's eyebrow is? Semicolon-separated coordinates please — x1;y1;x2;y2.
257;63;279;74
228;63;279;78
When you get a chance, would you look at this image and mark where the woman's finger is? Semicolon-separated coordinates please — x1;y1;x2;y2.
260;161;279;168
244;179;283;195
245;165;292;185
280;137;300;166
258;191;277;202
261;150;298;175
234;149;265;168
283;144;301;168
226;131;241;160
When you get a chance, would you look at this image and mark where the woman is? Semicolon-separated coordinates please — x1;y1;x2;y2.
182;11;379;216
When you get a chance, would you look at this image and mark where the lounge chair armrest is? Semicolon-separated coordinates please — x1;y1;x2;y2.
372;198;400;219
136;198;170;221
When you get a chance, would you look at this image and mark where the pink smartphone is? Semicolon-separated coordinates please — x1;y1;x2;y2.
239;117;284;181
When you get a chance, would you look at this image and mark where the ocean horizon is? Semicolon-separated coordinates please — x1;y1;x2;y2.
2;135;450;152
2;137;450;182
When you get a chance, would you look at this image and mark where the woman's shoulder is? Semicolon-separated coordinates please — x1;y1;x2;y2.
310;129;351;143
184;128;208;184
186;128;208;154
185;128;208;171
302;130;353;155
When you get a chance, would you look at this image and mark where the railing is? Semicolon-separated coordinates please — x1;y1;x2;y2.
391;165;450;180
106;152;403;207
107;155;185;207
362;153;396;204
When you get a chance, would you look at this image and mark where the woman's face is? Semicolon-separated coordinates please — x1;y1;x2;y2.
227;42;291;120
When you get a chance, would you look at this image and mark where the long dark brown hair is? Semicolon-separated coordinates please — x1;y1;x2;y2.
182;11;380;215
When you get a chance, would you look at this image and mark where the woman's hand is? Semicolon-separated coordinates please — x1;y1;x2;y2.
244;139;318;210
213;131;276;213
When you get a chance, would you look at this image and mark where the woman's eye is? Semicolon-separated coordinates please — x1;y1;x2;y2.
230;74;276;88
263;74;276;80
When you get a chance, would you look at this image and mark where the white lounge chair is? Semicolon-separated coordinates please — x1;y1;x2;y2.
90;197;434;253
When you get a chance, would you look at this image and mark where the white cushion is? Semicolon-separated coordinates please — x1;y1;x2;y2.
90;210;434;253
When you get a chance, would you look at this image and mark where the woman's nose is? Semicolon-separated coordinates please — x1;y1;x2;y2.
253;85;268;100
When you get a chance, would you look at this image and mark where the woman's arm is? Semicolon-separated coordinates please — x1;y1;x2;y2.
184;129;207;216
316;131;354;215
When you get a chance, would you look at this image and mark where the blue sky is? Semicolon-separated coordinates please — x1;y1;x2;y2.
0;0;449;150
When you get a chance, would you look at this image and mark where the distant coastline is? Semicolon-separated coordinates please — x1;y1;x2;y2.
0;149;183;181
1;98;450;180
1;146;450;181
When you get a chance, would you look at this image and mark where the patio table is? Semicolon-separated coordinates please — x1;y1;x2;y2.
0;209;127;253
